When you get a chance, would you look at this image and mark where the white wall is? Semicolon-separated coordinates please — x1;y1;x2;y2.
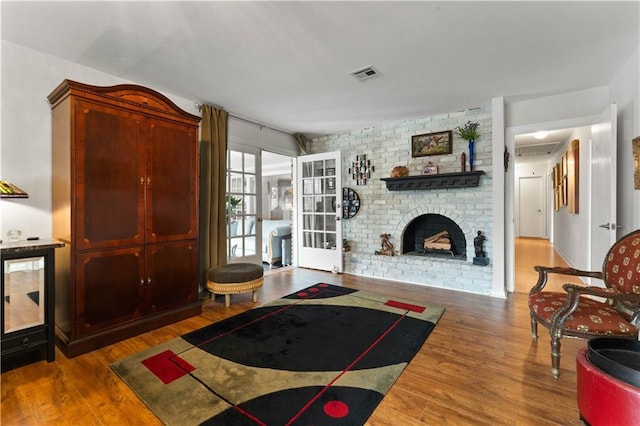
505;86;609;129
0;41;299;242
548;127;591;269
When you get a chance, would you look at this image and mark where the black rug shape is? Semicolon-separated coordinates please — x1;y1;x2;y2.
182;303;433;372
111;283;445;426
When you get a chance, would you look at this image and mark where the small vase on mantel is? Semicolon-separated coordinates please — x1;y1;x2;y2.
468;139;475;171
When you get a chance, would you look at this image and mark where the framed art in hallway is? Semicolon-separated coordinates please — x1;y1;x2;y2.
411;130;452;157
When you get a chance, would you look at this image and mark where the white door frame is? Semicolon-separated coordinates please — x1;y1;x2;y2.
504;116;597;293
589;103;618;274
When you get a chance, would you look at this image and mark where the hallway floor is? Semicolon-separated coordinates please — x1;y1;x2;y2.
514;237;587;293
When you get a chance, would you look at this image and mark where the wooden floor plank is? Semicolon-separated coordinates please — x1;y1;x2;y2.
2;239;588;425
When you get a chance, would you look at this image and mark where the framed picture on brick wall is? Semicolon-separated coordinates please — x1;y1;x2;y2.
411;130;452;157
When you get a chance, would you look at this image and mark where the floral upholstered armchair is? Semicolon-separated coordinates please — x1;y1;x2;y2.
528;229;640;378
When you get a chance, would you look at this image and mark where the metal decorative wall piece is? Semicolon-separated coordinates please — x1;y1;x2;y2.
349;154;374;185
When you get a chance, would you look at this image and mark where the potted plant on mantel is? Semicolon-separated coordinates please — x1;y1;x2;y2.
455;121;480;171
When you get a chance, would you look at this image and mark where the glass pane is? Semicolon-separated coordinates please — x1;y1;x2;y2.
314;178;323;195
313;161;324;177
326;195;336;212
244;153;256;173
303;231;314;247
229;173;243;193
326;217;336;232
314;196;325;212
302;197;314;213
243;216;256;235
314;233;325;249
244;236;256;256
325;233;337;250
229;219;241;236
229;237;242;258
243;195;256;215
302;162;313;178
244;174;256;194
303;179;313;195
4;256;45;333
314;215;325;230
302;213;315;230
325;158;336;171
326;178;336;194
229;151;243;172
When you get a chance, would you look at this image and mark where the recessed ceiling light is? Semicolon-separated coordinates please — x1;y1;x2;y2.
534;131;548;139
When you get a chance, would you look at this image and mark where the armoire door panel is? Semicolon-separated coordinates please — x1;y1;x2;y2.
75;247;145;335
146;240;198;314
146;120;198;242
75;101;145;250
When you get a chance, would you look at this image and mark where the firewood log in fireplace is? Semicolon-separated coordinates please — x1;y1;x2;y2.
424;230;452;250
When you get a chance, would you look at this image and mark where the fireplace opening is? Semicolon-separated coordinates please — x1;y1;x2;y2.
402;214;467;260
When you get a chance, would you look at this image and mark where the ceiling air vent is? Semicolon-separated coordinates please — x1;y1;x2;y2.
350;65;381;82
516;143;560;157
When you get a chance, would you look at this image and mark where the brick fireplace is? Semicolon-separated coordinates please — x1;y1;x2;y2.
402;213;467;260
311;107;494;295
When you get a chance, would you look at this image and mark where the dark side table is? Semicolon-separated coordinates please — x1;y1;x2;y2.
1;239;64;369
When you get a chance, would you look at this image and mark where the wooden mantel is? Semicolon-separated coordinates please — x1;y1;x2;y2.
381;171;485;191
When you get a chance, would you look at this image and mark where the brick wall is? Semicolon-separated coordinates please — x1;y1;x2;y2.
310;106;494;295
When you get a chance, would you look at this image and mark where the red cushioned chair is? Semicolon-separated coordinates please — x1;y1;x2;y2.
528;229;640;378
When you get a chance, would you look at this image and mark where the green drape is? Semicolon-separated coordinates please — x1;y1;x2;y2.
199;105;228;287
294;133;308;155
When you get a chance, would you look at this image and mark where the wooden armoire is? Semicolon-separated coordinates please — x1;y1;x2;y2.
48;80;201;357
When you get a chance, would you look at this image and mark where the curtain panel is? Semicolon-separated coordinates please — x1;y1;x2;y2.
199;105;229;287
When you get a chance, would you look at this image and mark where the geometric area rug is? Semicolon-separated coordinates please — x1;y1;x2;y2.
110;283;445;425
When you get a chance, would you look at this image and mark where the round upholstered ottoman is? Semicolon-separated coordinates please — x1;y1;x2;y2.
206;263;264;307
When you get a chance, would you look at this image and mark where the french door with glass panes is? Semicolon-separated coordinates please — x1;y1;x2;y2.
226;148;261;264
296;151;342;272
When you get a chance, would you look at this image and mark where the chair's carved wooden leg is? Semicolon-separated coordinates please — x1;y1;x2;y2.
252;290;258;303
225;294;231;308
551;336;561;379
530;314;538;339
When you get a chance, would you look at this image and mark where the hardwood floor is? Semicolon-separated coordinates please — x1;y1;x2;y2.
2;244;588;425
514;237;586;293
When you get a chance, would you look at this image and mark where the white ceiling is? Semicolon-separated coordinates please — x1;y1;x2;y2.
1;1;638;138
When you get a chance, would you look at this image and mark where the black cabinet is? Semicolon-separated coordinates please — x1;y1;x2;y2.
1;240;63;369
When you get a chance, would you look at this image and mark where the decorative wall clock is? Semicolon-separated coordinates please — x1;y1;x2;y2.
342;187;360;219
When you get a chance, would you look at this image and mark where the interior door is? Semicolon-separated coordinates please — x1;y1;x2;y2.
590;103;617;272
226;148;261;264
518;176;545;237
296;151;343;272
